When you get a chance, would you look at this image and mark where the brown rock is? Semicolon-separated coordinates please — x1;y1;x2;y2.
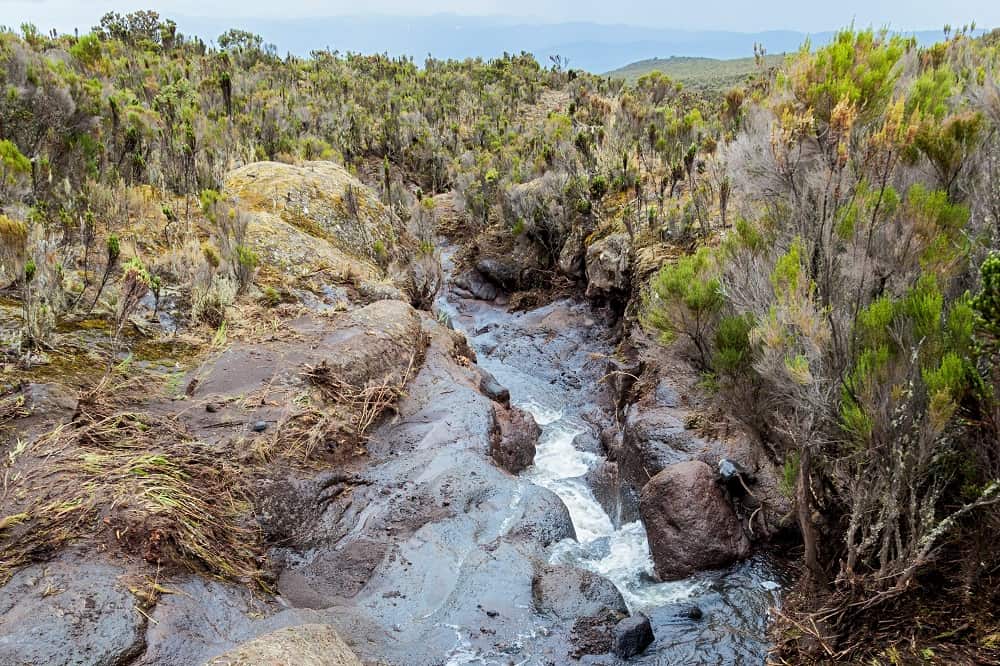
490;405;539;474
639;460;750;580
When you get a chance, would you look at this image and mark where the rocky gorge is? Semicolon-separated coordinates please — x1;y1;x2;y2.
1;161;788;665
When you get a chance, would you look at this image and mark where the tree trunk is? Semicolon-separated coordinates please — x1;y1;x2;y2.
798;445;828;588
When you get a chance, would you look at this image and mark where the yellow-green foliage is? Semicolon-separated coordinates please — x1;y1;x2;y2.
790;29;911;122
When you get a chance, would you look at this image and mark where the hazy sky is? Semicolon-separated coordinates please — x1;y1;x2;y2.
1;0;995;33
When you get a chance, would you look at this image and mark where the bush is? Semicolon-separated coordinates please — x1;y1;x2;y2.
644;247;723;368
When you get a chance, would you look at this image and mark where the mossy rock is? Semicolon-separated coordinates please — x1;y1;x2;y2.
225;161;414;270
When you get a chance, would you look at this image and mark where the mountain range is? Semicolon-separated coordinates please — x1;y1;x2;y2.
173;14;948;72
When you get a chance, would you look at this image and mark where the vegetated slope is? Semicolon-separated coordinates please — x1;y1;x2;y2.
607;54;784;91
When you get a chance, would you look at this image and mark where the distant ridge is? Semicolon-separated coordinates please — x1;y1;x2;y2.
167;14;949;73
607;55;786;91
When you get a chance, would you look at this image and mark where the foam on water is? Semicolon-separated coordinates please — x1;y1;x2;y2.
518;400;702;612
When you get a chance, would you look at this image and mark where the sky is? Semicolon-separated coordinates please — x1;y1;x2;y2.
1;0;996;34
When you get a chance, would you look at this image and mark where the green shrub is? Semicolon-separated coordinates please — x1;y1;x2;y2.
713;313;755;375
645;247;723;367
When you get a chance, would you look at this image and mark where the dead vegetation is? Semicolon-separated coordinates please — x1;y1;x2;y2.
0;374;267;587
274;345;424;459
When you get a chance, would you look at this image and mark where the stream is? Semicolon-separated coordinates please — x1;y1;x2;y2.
436;251;785;664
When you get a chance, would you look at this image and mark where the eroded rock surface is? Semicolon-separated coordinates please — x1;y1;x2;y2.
585;232;631;301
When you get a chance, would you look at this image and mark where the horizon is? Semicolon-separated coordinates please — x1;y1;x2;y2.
1;3;993;37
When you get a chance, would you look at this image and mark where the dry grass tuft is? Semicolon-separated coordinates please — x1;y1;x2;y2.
0;388;30;428
271;348;422;460
0;376;267;587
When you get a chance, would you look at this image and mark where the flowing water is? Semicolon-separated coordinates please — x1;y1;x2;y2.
437;254;784;664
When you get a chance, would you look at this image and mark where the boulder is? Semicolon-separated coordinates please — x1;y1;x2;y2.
204;624;361;666
225;161;410;268
490;405;540;474
569;609;626;659
507;485;577;547
639;461;751;580
612;613;655;659
317;299;425;391
585;232;631;300
619;407;701;489
531;564;627;620
478;368;510;405
475;257;521;290
0;555;146;666
586;460;639;527
453;269;498;301
355;280;407;304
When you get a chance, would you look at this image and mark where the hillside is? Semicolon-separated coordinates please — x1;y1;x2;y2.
608;54;785;91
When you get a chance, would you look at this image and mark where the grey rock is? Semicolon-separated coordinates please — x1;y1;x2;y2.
654;379;681;408
475;257;521;289
479;369;510;404
532;564;627;620
585;232;631;300
619;407;701;490
0;555;146;666
453;269;499;301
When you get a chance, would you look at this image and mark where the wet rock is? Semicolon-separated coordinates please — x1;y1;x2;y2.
571;428;602;455
506;485;577;546
139;576;319;665
478;368;510;404
585;460;638;527
476;257;521;290
612;613;654;659
601;424;624;458
204;624;361;665
619;406;701;490
0;554;146;666
585;232;631;300
679;604;704;620
453;269;499;301
490;405;540;474
532;564;628;620
639;460;751;580
252;420;268;432
569;608;626;659
718;458;757;498
21;382;78;416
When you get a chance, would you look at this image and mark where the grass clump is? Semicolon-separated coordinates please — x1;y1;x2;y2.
0;376;267;587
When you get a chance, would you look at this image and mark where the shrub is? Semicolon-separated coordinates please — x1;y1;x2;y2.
644;247;724;368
